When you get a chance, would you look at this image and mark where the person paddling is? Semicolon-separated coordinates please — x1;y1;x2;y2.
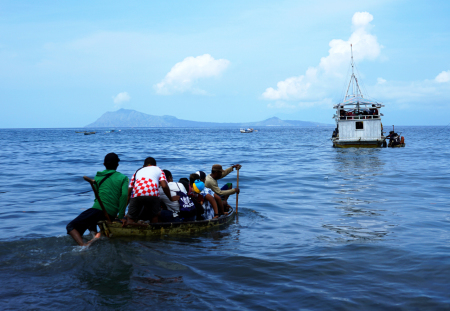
204;164;241;208
66;153;129;246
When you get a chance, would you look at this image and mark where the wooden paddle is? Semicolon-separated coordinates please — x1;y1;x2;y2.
235;168;239;215
83;176;111;222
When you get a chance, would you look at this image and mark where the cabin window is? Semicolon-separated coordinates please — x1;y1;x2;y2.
356;121;364;130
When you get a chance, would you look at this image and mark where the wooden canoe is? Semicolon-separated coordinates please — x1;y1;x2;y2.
98;208;235;237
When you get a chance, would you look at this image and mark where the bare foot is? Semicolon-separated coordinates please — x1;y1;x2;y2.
122;216;136;227
85;233;102;247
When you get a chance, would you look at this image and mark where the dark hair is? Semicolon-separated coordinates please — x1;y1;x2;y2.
189;173;200;185
197;171;206;180
163;169;172;180
144;157;156;166
104;153;120;170
178;178;189;191
211;170;221;175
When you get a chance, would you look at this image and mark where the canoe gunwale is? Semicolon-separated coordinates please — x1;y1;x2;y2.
98;207;235;237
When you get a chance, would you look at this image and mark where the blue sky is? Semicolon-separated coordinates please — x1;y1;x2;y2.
0;0;449;127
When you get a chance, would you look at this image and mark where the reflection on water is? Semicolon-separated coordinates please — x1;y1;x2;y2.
334;148;385;176
324;148;393;242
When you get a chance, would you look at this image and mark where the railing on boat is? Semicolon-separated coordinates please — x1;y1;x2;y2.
334;115;382;120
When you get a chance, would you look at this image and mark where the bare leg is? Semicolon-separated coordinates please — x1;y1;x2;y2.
214;194;225;215
68;229;88;246
122;215;136;226
224;201;231;212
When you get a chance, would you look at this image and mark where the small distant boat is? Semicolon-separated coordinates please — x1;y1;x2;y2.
75;131;87;133
105;129;116;133
84;131;96;135
98;208;235;237
240;128;254;133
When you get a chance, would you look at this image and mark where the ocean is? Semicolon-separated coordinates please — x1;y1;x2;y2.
0;127;449;310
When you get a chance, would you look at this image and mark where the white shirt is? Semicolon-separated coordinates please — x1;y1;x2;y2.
159;182;187;217
129;166;166;198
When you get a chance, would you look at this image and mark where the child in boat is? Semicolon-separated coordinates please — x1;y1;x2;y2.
159;170;195;222
158;170;183;222
196;170;228;214
189;174;219;220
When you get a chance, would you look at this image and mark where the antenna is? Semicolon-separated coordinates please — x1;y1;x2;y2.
351;44;354;76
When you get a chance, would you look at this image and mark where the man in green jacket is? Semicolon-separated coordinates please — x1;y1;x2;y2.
66;153;129;246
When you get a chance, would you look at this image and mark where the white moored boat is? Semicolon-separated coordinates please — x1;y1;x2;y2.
331;45;386;148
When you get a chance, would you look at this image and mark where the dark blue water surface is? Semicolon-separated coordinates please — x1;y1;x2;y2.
0;127;449;310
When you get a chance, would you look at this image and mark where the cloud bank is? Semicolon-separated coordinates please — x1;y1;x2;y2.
112;92;130;107
263;12;381;107
435;70;450;83
155;54;230;95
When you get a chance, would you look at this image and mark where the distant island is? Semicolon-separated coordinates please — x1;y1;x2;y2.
85;108;332;128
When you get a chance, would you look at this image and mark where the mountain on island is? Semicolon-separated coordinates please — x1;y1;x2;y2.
85;109;331;128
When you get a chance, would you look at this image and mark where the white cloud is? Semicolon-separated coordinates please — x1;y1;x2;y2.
435;70;450;83
112;92;130;106
263;67;317;100
262;12;382;105
377;77;386;84
319;12;380;76
351;11;373;27
155;54;230;95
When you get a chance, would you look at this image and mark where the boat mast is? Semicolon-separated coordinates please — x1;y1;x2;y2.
344;44;363;102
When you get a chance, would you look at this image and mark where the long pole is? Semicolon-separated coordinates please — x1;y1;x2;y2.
235;169;239;215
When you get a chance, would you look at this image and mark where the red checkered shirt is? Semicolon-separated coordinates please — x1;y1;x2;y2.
129;166;167;198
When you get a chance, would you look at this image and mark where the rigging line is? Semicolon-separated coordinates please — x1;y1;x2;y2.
338;62;352;103
353;63;384;104
354;64;370;99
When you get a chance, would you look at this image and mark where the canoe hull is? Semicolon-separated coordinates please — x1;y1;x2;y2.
99;208;235;237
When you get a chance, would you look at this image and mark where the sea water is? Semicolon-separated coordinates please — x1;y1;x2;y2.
0;127;449;310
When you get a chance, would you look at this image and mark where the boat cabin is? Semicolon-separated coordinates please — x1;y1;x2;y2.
332;97;385;147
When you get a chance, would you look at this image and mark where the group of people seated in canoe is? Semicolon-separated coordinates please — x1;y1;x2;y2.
339;104;379;119
66;153;241;246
